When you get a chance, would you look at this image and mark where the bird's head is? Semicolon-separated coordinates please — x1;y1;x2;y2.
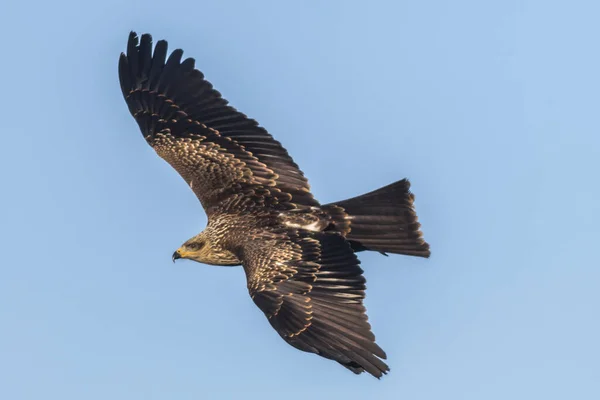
172;233;241;266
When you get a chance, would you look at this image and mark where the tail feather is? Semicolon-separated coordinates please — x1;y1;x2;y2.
323;179;430;258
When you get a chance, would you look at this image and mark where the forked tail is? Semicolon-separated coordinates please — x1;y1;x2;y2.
323;179;431;257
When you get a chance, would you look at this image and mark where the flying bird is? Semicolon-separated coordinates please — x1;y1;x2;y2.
118;31;430;378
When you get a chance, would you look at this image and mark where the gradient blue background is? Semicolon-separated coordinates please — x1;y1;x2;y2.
1;1;598;399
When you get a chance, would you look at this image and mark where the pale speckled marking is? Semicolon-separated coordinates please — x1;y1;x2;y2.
282;220;323;232
248;240;298;292
150;125;293;211
277;210;329;233
153;132;251;205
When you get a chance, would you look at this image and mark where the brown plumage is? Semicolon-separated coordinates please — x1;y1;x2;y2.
119;31;430;378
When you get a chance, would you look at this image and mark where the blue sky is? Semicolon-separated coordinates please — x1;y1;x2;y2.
1;0;598;399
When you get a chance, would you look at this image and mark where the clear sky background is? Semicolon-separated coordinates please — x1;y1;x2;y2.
1;1;598;399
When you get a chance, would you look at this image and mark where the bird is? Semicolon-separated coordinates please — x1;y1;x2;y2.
118;31;430;378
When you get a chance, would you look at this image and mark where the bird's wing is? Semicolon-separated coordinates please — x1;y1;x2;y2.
242;229;389;378
118;32;318;212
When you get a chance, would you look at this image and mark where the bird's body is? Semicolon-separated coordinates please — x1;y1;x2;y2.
119;32;430;378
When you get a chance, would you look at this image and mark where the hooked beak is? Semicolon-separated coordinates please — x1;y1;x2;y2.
172;250;182;263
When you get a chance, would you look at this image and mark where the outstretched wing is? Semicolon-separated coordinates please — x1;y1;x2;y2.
118;32;318;212
242;230;389;378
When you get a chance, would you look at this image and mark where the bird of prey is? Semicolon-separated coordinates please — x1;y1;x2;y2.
118;31;430;378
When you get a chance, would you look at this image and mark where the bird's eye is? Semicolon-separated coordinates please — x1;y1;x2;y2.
187;242;204;251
